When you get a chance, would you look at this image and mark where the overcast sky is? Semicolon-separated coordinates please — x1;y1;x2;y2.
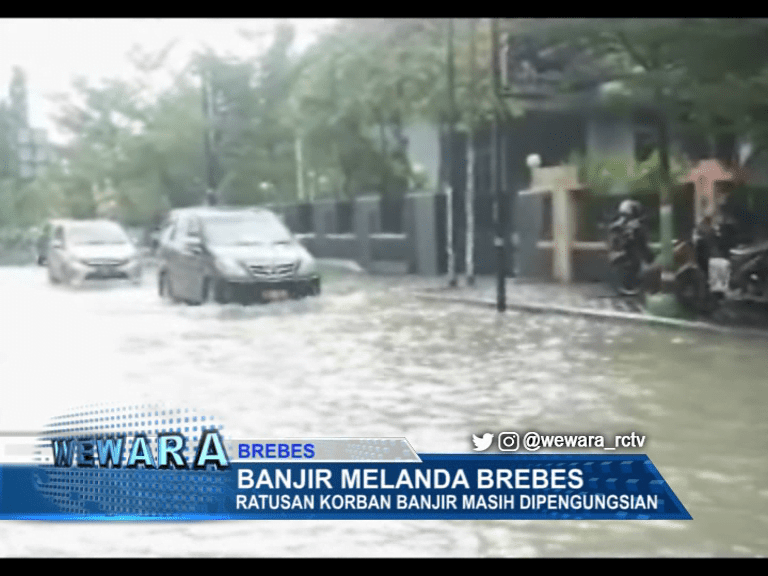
0;18;336;143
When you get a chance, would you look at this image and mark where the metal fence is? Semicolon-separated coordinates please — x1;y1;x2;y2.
336;201;354;234
380;198;404;233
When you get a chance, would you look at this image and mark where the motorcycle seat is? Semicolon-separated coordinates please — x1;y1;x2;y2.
729;240;768;258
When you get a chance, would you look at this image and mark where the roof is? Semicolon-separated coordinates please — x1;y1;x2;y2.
684;159;749;184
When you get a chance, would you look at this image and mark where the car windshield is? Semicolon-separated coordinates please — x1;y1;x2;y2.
202;213;292;246
67;222;131;245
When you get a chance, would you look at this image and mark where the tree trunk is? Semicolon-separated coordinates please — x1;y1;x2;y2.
378;114;389;199
657;96;675;291
466;18;477;285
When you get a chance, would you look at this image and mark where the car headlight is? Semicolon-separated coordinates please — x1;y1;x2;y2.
216;257;248;277
296;255;317;277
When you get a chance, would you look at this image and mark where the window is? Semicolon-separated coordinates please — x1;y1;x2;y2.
53;226;64;245
187;217;202;238
161;218;177;244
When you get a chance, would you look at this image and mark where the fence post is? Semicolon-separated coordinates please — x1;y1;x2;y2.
404;191;439;275
531;165;580;283
354;196;377;271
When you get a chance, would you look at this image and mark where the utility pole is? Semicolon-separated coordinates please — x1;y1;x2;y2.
295;130;305;202
491;19;507;312
643;72;679;317
201;64;218;206
293;93;305;202
466;18;477;286
446;18;458;287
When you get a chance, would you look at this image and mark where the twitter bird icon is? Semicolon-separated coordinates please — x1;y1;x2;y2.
472;433;494;452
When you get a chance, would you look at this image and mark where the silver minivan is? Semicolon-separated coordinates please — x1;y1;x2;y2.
156;207;320;304
46;219;143;286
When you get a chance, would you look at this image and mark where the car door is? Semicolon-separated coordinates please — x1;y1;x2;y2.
183;216;208;300
158;214;179;291
163;214;193;299
173;215;206;300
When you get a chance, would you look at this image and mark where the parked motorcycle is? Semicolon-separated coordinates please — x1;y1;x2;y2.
603;196;768;311
695;214;768;304
664;203;768;313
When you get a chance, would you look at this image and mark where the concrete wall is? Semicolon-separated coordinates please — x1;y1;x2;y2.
322;235;358;260
278;192;441;276
573;248;608;283
515;192;548;279
370;234;409;262
282;188;619;283
353;195;378;271
274;110;664;280
405;192;439;275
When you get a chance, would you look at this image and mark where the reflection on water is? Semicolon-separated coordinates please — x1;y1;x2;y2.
0;267;766;556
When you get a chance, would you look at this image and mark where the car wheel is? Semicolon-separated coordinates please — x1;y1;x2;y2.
291;285;306;300
202;278;229;305
61;264;73;286
159;271;178;303
201;278;214;304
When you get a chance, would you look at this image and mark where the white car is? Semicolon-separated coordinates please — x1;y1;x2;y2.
46;219;142;286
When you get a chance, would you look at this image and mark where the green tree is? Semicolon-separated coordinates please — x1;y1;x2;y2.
8;66;28;133
50;48;207;224
191;24;307;205
0;103;14;179
290;19;449;199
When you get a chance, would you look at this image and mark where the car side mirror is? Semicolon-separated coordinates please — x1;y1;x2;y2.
51;239;63;250
184;238;204;254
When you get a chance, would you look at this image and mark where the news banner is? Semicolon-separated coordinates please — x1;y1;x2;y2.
0;405;691;520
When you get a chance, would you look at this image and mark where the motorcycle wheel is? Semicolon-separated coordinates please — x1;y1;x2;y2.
703;292;724;315
674;265;709;313
608;259;642;296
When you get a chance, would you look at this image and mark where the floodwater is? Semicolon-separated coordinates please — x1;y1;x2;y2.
0;265;766;557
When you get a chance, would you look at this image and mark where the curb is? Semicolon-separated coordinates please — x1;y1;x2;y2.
414;291;768;340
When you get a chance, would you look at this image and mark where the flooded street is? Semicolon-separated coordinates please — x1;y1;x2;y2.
0;264;767;556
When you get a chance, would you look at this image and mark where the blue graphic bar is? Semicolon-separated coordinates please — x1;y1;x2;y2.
0;454;691;520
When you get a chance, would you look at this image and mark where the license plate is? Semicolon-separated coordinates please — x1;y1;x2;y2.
709;258;730;293
263;289;288;301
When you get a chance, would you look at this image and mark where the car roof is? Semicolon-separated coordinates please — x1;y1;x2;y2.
168;206;275;219
49;218;124;228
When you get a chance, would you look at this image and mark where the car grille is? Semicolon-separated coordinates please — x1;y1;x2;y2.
83;258;128;267
247;262;296;279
